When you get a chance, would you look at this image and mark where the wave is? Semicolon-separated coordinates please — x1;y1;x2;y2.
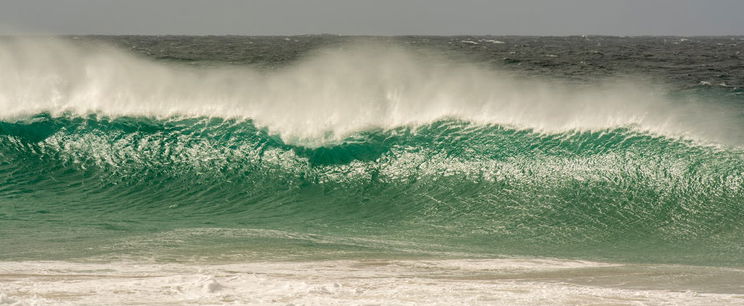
1;115;743;263
1;37;743;264
0;37;742;146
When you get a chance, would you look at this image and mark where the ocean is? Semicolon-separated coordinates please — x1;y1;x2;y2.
0;35;743;305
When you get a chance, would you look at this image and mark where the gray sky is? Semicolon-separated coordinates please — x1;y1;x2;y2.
1;0;743;36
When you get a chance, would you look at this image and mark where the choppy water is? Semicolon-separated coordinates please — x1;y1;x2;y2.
1;36;743;304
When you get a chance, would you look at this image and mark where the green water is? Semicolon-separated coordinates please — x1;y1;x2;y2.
1;114;742;265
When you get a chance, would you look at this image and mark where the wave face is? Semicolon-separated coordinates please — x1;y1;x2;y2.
2;115;743;264
0;37;743;264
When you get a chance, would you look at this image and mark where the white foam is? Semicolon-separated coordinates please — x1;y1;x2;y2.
0;37;741;146
481;39;505;44
460;40;479;44
1;259;742;305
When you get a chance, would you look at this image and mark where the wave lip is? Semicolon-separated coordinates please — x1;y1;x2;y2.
1;37;742;146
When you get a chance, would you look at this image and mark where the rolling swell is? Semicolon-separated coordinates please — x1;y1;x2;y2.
1;114;743;264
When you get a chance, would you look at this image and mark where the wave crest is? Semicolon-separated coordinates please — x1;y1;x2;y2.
0;37;741;146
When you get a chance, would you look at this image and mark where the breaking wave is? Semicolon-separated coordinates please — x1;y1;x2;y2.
1;38;743;264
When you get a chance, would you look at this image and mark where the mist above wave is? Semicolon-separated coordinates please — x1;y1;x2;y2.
0;37;739;146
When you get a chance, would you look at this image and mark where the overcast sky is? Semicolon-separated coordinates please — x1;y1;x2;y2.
1;0;743;36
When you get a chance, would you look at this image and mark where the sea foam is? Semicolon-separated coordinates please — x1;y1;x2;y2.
0;37;740;146
1;259;742;305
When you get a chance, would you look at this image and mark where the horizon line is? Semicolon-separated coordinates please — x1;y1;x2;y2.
2;33;744;38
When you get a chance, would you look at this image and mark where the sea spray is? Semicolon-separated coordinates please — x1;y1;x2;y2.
1;37;741;146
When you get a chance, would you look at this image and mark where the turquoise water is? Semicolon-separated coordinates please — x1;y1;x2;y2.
1;114;742;265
